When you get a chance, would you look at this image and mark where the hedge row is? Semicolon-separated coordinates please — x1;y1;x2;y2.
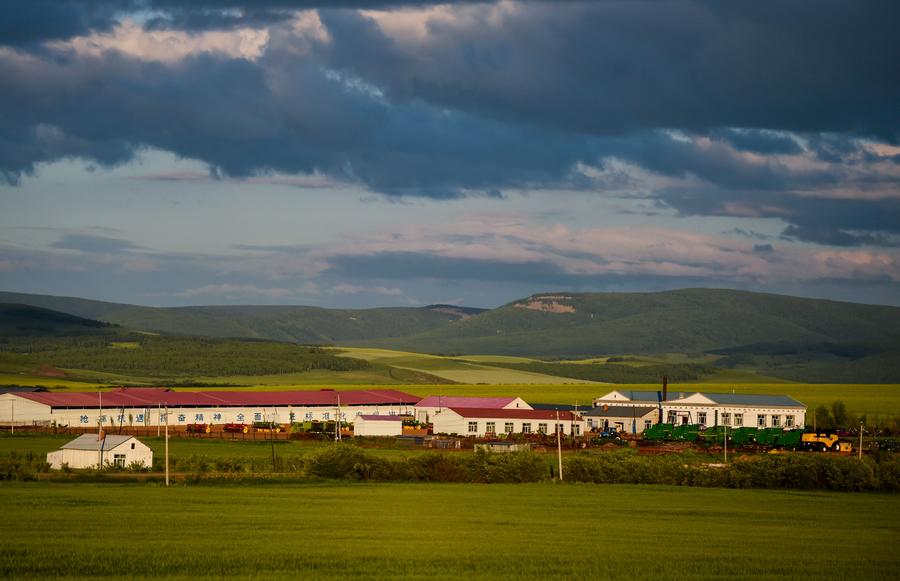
4;447;899;491
563;452;900;492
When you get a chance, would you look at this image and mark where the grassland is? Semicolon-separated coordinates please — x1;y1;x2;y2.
336;347;595;384
0;433;429;462
0;482;897;580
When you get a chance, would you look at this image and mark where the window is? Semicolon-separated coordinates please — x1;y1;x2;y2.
177;414;186;423
734;413;743;426
504;422;514;433
323;412;330;421
771;415;781;427
785;415;795;428
757;414;766;427
195;413;204;422
485;422;496;434
468;421;478;433
213;413;222;422
113;454;126;468
130;443;135;450
236;413;245;422
667;411;677;423
698;412;707;425
574;425;581;436
722;412;731;426
644;420;653;431
522;423;532;434
254;412;262;421
537;423;548;434
556;423;565;434
304;412;313;421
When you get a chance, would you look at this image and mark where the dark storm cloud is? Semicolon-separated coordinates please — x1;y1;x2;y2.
0;0;495;45
710;130;802;156
1;0;899;250
0;47;602;195
50;233;142;253
319;1;900;140
0;0;134;46
662;191;900;247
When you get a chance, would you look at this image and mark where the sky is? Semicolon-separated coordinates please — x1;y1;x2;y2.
1;0;899;309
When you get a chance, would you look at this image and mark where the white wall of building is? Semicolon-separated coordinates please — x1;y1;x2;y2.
414;397;531;423
433;411;585;438
353;417;404;437
46;438;154;470
2;394;415;428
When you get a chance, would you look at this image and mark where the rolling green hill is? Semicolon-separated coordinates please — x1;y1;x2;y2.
0;292;484;343
0;303;116;337
362;289;900;356
3;289;900;382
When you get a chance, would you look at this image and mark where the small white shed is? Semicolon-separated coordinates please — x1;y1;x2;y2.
353;415;405;437
47;434;153;469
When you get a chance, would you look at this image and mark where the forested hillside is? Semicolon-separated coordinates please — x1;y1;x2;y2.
0;292;481;342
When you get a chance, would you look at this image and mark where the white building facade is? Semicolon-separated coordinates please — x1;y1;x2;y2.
414;396;531;423
0;388;421;428
432;408;586;438
47;434;153;469
353;415;405;437
592;390;806;429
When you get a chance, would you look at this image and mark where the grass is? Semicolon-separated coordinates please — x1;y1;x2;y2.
0;433;426;461
336;347;596;384
0;482;897;580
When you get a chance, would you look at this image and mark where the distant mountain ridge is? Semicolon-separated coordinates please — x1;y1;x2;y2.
0;292;484;344
2;288;898;359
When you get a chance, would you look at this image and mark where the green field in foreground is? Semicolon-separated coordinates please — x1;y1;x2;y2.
0;433;424;461
1;483;897;580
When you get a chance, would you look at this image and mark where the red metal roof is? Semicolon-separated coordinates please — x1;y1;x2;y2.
446;407;582;421
13;387;421;408
416;396;523;409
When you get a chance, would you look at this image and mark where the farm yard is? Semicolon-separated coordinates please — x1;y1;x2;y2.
1;482;898;580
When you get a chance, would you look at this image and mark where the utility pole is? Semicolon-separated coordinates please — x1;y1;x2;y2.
335;392;342;442
165;404;169;487
723;424;728;463
157;402;161;437
556;410;563;481
97;390;103;469
859;422;863;460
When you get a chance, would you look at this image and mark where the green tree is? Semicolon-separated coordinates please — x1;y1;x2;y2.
831;401;849;429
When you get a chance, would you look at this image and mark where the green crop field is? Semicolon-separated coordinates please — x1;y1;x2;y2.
0;433;427;462
0;482;897;580
336;347;596;384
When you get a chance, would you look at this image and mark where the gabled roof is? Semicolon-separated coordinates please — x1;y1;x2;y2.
60;434;137;451
446;408;581;421
529;404;586;412
14;388;421;408
415;396;523;409
595;390;805;408
700;393;805;407
596;390;663;403
585;406;657;418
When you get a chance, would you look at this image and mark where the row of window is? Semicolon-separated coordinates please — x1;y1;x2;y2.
77;409;402;425
664;411;796;428
466;421;581;435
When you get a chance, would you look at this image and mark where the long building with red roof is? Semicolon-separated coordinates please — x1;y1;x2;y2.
0;387;420;428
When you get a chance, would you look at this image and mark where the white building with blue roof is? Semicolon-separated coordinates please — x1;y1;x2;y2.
593;390;806;429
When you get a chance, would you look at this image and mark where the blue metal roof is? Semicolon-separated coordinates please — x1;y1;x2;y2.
598;390;805;408
700;393;805;407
